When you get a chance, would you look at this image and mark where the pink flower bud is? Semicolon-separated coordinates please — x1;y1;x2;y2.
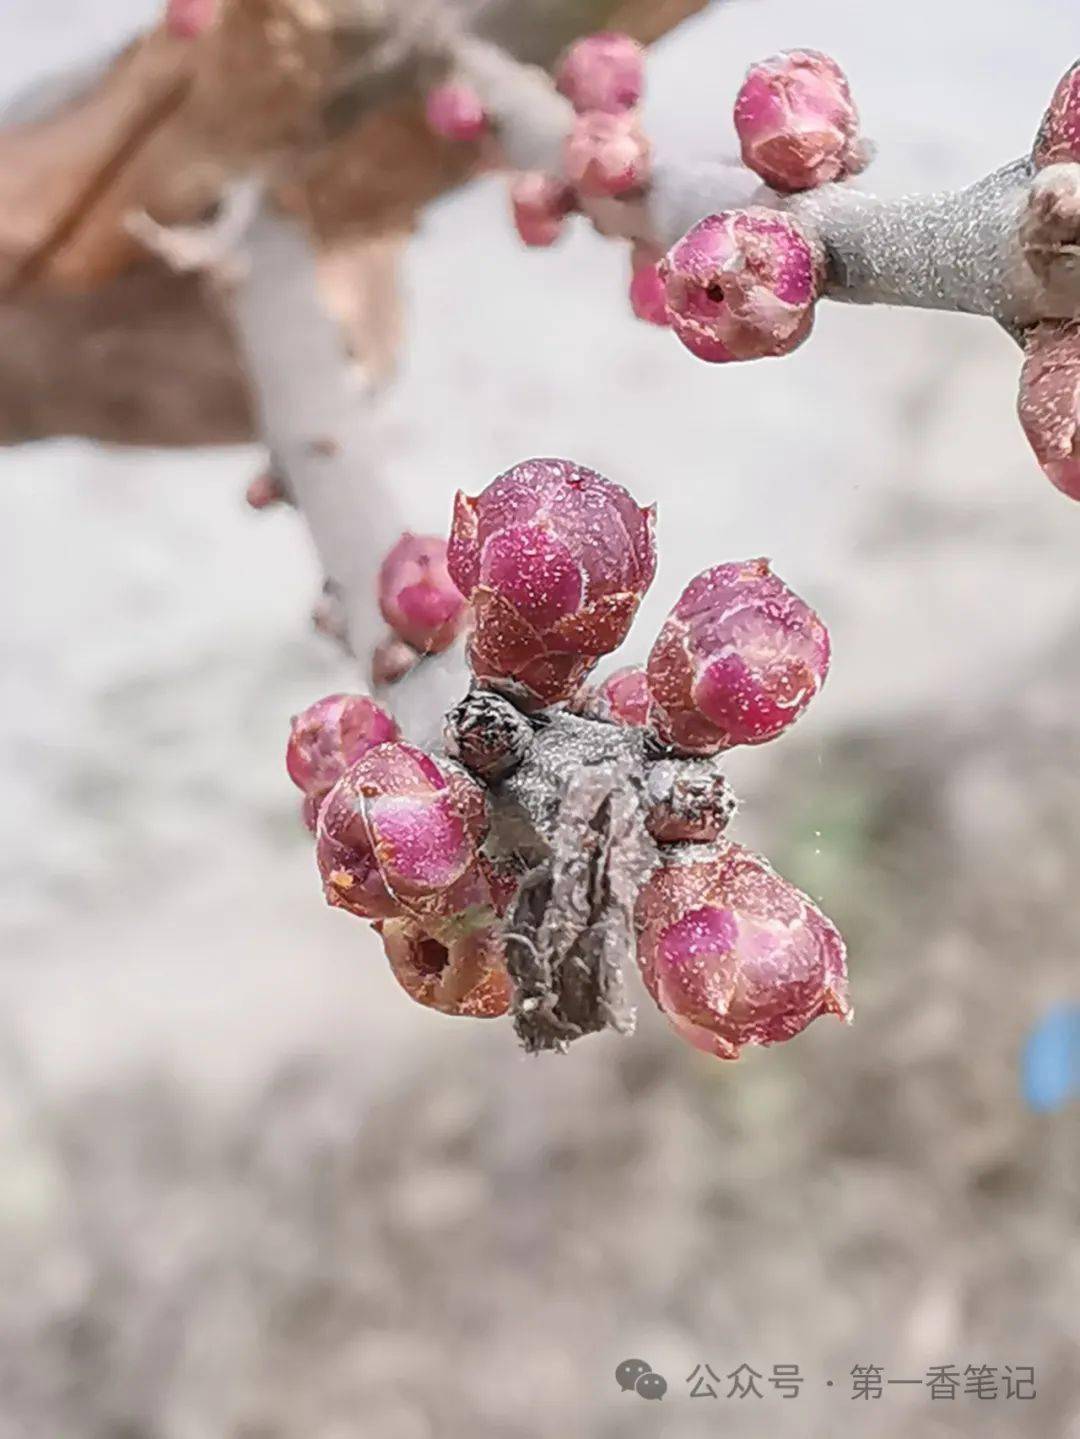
660;209;821;363
245;469;288;510
1035;62;1080;168
1018;320;1080;500
734;49;861;192
286;693;400;831
378;534;466;655
447;457;657;709
647;558;829;755
379;918;511;1018
635;844;850;1060
564;111;650;197
371;635;418;688
555;32;645;115
316;742;495;929
1020;163;1080;291
510;173;576;247
575;665;654;727
629;244;670;326
165;0;217;39
424;82;488;143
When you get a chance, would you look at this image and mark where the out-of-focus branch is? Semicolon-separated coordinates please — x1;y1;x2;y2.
230;200;468;734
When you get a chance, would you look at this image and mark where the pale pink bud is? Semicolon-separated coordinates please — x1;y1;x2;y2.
165;0;217;38
378;533;466;655
424;82;488;143
371;635;419;688
555;32;645;115
575;665;654;727
245;470;288;509
316;743;496;929
635;844;850;1061
379;918;511;1018
1018;320;1080;500
564;111;650;197
287;693;400;831
448;457;657;709
1035;62;1080;168
734;49;861;192
647;558;829;755
629;245;670;326
510;173;575;247
661;209;821;363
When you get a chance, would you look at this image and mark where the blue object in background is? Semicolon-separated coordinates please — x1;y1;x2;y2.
1022;1005;1080;1113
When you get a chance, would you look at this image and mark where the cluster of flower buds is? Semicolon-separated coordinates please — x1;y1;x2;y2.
289;456;848;1061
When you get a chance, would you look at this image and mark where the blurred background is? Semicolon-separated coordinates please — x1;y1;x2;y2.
2;0;1079;1435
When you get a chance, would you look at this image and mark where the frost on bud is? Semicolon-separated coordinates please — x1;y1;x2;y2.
575;665;654;727
661;209;821;363
165;0;218;39
380;918;511;1018
629;245;670;327
647;558;829;755
447;457;657;709
734;49;862;192
644;752;736;845
444;690;534;783
1018;320;1080;500
378;533;466;655
564;111;650;197
286;693;399;831
555;32;645;115
1034;62;1080;169
316;742;496;930
424;82;488;143
635;844;850;1061
371;635;418;688
1020;164;1080;292
510;173;575;248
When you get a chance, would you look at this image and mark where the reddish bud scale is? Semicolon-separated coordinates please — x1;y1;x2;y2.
380;918;512;1018
576;665;654;727
316;742;496;931
378;533;466;655
510;173;576;248
647;558;829;755
564;111;650;197
661;208;821;363
629;245;670;327
734;48;861;192
635;843;850;1060
425;83;488;143
448;457;657;709
1018;320;1080;500
555;32;645;115
1035;63;1080;168
286;694;400;831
